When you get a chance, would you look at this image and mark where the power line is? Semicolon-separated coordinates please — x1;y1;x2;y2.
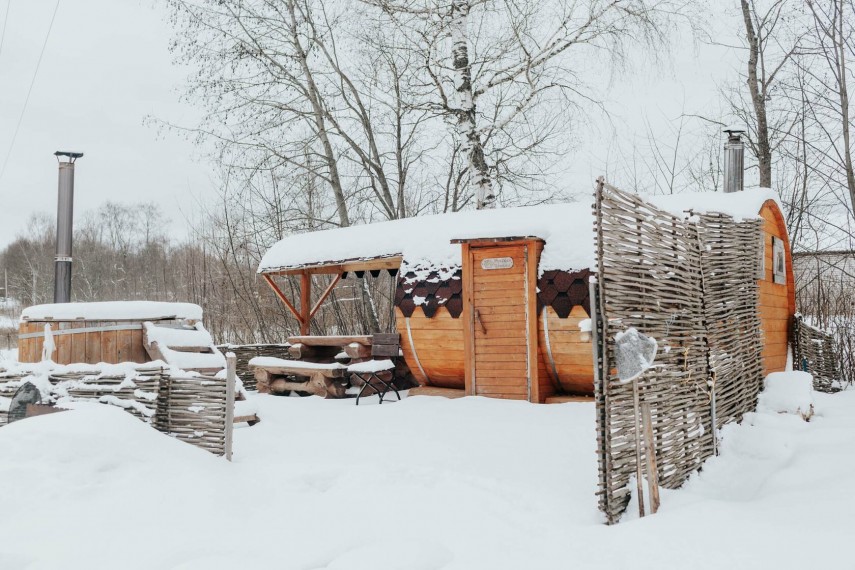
0;0;61;188
0;0;11;61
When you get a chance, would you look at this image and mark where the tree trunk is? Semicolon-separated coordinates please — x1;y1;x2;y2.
833;0;855;216
450;0;494;209
741;0;773;188
287;0;351;228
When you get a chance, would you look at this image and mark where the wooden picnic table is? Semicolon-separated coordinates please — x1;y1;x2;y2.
286;335;374;360
286;335;372;346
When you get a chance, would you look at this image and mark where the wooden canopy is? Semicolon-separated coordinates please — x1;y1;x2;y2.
260;255;403;335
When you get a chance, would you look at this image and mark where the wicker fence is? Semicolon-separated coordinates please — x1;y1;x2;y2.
593;184;766;524
0;365;234;456
793;316;842;393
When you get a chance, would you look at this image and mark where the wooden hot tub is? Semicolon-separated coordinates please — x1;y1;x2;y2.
18;301;203;365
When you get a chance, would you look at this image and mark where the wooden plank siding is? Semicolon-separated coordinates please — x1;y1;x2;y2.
758;201;796;375
463;241;541;401
17;319;181;365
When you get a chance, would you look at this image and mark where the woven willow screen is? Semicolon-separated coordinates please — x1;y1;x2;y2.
593;184;765;524
793;316;841;393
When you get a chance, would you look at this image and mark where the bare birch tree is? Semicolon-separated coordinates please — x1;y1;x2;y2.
368;0;699;208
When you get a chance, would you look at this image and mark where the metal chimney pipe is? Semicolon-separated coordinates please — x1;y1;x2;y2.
723;129;745;194
53;151;83;303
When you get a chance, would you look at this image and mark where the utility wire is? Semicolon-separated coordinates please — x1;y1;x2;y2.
0;0;61;188
0;0;11;60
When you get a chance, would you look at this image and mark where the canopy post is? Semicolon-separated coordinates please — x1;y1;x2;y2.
300;272;311;335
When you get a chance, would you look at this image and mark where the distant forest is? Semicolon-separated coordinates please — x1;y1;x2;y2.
0;201;397;344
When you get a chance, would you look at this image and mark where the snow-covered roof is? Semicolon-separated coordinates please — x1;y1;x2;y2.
258;188;781;274
648;186;780;221
21;301;204;322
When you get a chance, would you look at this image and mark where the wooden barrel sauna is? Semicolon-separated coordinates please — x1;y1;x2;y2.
395;243;596;400
758;199;796;376
396;305;595;397
18;302;202;365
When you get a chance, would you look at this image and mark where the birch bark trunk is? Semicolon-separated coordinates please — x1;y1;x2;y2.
450;0;495;209
741;0;773;189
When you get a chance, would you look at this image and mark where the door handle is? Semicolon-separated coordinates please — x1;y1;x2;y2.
474;309;487;334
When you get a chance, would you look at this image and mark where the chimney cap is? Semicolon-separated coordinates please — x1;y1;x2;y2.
54;151;84;162
723;128;745;136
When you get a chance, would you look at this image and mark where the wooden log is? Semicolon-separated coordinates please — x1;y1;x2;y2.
269;373;328;397
641;402;660;514
343;343;372;359
254;368;271;394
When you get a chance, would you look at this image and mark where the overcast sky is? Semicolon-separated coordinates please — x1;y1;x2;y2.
0;1;742;247
0;0;210;246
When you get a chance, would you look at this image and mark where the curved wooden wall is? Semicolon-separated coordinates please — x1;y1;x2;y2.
537;305;595;395
396;304;595;397
396;307;465;389
758;200;796;375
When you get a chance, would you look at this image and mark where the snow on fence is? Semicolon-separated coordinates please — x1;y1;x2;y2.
0;364;234;457
593;183;765;524
216;343;291;391
51;367;163;422
793;316;842;393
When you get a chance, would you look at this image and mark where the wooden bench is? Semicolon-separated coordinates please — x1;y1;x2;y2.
249;358;349;398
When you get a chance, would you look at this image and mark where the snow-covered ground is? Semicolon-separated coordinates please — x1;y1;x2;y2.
0;383;852;569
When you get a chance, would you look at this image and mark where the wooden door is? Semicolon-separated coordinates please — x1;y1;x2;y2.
466;243;535;400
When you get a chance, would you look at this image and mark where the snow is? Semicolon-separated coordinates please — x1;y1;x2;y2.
0;378;851;569
758;371;814;416
41;323;56;361
249;356;347;371
144;322;215;348
259;201;597;273
648;187;780;222
144;321;225;370
21;301;204;322
347;359;395;373
258;188;781;275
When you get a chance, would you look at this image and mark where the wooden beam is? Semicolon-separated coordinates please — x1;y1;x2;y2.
525;240;540;403
461;243;475;396
450;236;541;246
300;272;311;335
262;274;303;326
264;256;403;276
309;274;341;319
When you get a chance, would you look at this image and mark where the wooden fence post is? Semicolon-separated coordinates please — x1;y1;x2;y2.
225;352;236;461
